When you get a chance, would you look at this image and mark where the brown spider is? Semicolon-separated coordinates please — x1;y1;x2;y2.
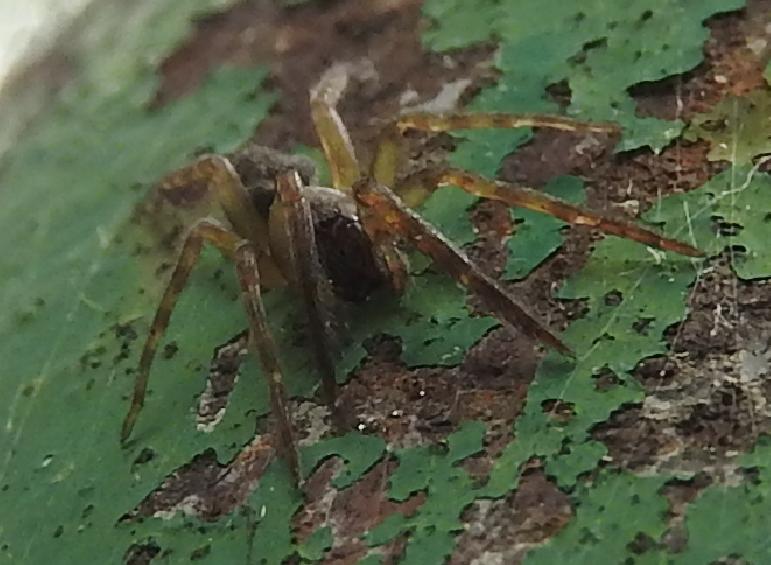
121;62;702;484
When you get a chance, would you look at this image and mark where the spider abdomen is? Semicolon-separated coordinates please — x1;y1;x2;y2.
313;211;385;302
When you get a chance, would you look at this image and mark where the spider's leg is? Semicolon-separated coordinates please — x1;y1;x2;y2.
158;154;284;285
271;171;341;426
372;235;410;294
121;219;239;444
369;122;402;188
310;61;373;191
399;168;704;257
121;219;299;483
307;60;410;292
369;112;619;189
355;180;573;357
234;242;300;484
396;112;619;135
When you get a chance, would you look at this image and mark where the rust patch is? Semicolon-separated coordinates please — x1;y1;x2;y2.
197;331;250;431
152;0;496;154
125;436;275;522
632;0;771;120
594;257;771;477
295;458;426;564
450;468;573;565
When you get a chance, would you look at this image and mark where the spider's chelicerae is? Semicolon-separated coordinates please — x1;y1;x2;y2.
121;62;702;483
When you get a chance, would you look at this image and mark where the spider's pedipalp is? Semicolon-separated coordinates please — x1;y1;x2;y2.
354;180;573;357
369;123;401;188
272;171;341;424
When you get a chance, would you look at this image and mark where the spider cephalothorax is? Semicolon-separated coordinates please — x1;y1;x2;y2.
121;61;703;484
229;143;387;302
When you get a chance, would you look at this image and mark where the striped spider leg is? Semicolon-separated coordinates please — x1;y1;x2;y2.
121;155;307;483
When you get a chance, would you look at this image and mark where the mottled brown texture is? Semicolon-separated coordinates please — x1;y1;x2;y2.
295;459;426;564
594;256;771;474
450;469;573;565
152;0;497;154
632;0;771;120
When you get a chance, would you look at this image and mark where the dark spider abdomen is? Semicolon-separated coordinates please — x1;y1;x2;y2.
314;213;385;303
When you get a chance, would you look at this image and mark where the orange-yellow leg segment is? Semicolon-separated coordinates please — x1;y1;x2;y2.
400;168;704;258
355;180;573;357
306;60;411;293
396;112;619;135
309;62;373;191
370;112;620;188
121;219;299;483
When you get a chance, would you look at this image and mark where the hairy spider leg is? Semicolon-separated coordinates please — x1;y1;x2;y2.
396;168;704;257
158;154;285;285
234;242;300;484
366;112;701;257
309;61;368;192
122;155;303;481
354;179;573;357
398;112;620;134
121;219;237;443
369;111;620;193
120;218;299;483
272;171;342;426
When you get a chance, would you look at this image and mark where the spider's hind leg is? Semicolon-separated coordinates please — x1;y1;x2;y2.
370;110;700;256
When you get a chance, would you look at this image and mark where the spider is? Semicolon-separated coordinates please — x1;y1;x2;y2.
121;62;702;484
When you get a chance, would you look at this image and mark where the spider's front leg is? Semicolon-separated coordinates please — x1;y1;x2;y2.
270;170;343;427
122;221;300;483
354;180;573;357
309;60;375;191
121;219;238;444
233;241;299;483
